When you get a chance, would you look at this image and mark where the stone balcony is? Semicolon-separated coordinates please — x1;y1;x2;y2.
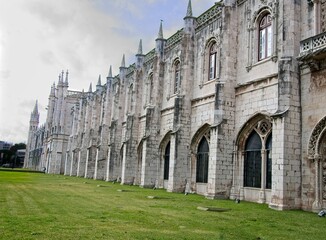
298;32;326;70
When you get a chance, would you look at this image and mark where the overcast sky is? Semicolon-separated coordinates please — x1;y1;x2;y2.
0;0;216;144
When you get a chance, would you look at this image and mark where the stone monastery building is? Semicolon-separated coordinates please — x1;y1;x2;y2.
24;0;326;212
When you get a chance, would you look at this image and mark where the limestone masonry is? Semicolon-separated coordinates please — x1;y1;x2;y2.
24;0;326;212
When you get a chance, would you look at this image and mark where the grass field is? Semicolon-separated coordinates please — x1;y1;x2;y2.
0;171;325;240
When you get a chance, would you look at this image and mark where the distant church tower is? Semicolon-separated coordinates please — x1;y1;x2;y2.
24;101;39;168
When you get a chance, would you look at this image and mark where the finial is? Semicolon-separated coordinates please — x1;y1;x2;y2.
58;74;62;84
97;74;101;86
33;100;39;115
121;54;126;68
157;20;164;39
50;82;55;96
137;39;143;55
88;83;92;93
186;0;193;17
65;70;69;85
108;65;112;78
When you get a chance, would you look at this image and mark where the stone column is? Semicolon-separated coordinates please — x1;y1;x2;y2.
106;144;113;181
259;149;267;204
312;154;323;212
69;151;74;176
239;151;245;200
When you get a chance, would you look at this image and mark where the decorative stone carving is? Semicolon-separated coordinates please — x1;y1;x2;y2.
308;116;326;158
309;69;326;91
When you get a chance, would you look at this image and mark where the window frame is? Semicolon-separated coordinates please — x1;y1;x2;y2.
174;60;181;94
196;137;209;183
209;43;217;80
243;128;272;190
258;13;272;61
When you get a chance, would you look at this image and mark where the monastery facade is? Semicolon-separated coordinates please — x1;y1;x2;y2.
24;0;326;212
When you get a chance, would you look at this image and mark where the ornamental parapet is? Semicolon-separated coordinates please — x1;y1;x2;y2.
144;49;155;64
196;3;222;31
298;31;326;61
166;29;183;50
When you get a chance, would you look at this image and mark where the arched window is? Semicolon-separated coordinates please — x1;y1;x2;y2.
196;137;209;183
174;61;180;94
244;131;262;188
164;142;170;180
258;13;272;61
209;43;217;80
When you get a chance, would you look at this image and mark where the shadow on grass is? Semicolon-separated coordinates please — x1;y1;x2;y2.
0;168;44;173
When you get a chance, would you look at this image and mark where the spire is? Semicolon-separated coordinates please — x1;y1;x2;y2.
65;70;69;86
32;100;39;115
121;54;126;68
61;70;64;82
185;0;193;18
155;20;166;58
30;100;40;125
97;74;101;86
137;39;143;55
58;73;62;84
96;75;102;91
157;20;164;39
108;65;112;78
107;66;113;90
88;83;92;93
50;82;55;97
57;70;64;86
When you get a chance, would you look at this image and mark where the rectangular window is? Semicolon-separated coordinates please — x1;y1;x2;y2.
244;150;262;188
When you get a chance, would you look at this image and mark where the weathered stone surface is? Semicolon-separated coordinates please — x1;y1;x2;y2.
24;1;326;212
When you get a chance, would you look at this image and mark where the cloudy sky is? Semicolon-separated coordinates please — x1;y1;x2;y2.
0;0;216;144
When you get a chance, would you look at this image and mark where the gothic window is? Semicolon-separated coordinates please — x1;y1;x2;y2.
164;142;170;180
258;13;272;61
244;128;272;189
196;137;209;183
209;43;217;80
174;60;181;94
244;131;262;188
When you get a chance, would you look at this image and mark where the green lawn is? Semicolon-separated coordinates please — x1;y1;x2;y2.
0;171;324;240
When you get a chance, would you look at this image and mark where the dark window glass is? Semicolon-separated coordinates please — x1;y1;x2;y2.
266;134;272;189
196;137;209;183
164;142;170;180
244;131;262;188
